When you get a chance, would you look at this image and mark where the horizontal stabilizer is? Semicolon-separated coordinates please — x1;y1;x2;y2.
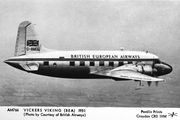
20;62;39;71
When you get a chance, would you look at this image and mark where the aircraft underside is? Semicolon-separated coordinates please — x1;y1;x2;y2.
32;66;120;79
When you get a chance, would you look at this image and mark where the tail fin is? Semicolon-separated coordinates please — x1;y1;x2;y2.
14;21;40;56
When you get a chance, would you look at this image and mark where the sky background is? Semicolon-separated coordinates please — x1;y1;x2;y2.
0;0;180;107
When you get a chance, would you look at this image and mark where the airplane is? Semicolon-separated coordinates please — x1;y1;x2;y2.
4;21;172;87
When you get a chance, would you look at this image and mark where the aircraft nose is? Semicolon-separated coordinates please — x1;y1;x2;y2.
154;61;172;75
161;62;173;74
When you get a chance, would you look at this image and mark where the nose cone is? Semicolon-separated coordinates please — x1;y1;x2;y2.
161;62;173;74
154;62;173;76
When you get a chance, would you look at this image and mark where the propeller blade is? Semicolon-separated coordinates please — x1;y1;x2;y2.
153;68;157;73
155;81;159;87
152;62;155;68
147;81;152;87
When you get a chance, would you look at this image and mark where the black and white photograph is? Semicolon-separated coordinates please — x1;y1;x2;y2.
0;0;180;119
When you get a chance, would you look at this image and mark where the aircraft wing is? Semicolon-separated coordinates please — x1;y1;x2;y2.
90;65;164;82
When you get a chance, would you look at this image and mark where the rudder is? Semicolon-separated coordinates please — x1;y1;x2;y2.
14;21;40;56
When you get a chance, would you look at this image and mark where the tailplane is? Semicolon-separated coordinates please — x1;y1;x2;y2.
14;21;40;56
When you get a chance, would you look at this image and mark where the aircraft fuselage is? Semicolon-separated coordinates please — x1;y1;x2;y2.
4;50;172;79
4;21;173;83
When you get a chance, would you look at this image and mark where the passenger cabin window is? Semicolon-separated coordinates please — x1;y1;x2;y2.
118;62;123;66
80;61;85;66
109;61;114;66
90;61;94;66
99;61;104;66
70;61;75;66
44;61;49;66
128;61;133;64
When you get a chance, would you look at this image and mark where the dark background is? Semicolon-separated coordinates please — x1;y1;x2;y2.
0;0;180;107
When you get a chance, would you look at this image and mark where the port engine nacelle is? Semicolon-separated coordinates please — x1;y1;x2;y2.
137;65;154;75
